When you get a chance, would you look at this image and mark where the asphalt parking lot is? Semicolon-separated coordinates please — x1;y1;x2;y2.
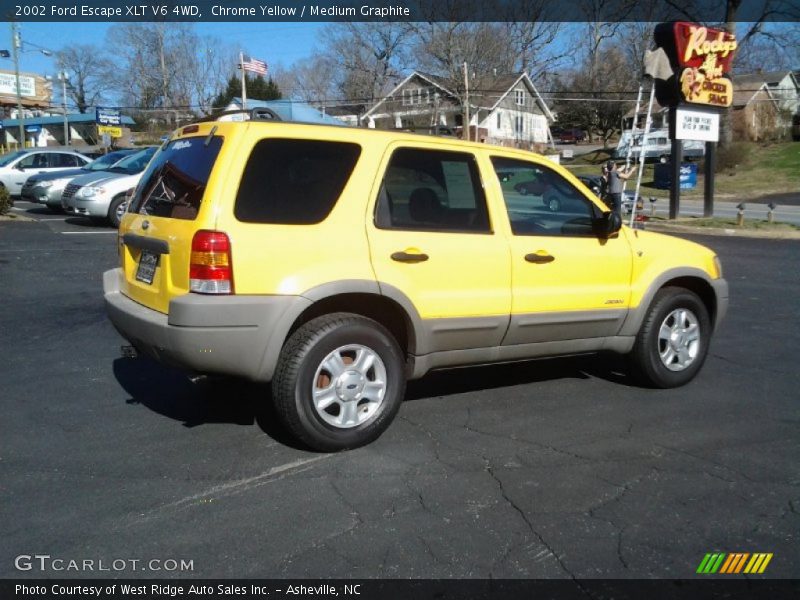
1;203;798;580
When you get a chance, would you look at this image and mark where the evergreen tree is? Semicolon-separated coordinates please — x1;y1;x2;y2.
211;74;282;114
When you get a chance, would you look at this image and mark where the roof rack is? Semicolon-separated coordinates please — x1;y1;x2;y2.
189;108;282;125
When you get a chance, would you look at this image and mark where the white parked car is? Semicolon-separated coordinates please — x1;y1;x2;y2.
0;149;91;195
62;147;157;226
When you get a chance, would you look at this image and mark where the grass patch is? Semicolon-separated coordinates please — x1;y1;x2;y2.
563;142;799;201
651;216;799;230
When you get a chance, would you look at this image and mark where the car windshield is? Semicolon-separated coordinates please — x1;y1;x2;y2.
108;147;157;174
84;150;134;171
0;150;28;167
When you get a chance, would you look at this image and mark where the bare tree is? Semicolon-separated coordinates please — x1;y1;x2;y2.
284;55;340;103
321;23;414;104
106;23;231;123
56;45;114;113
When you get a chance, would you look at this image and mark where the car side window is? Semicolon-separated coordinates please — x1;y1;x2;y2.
234;139;361;225
375;148;490;234
491;157;601;237
16;154;40;169
51;153;78;167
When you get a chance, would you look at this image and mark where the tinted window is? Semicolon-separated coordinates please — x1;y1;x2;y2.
112;147;157;174
18;153;47;169
234;139;361;224
131;137;223;221
51;153;80;167
491;157;600;237
87;150;132;170
375;148;490;233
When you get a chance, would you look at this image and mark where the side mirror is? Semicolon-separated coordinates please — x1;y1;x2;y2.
15;164;25;171
594;211;622;237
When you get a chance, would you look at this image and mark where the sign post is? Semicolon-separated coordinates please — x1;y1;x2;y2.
95;107;122;147
653;22;737;219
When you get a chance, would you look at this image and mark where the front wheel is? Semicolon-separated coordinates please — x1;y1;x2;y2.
108;195;128;228
628;287;711;388
272;313;406;451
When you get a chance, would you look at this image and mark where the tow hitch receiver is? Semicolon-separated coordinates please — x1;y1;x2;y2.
120;345;138;359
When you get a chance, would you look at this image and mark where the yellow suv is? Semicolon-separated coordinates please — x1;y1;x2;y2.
104;118;728;451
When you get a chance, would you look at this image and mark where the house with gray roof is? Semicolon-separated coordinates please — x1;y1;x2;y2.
734;71;799;138
362;71;554;148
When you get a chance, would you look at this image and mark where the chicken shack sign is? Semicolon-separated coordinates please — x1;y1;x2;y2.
654;22;737;109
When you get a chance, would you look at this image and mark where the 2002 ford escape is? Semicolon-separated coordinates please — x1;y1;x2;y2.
104;117;728;451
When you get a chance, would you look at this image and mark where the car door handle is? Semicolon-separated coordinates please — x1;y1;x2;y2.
391;251;429;263
525;252;555;264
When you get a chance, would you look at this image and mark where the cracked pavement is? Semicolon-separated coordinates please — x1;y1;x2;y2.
1;221;798;579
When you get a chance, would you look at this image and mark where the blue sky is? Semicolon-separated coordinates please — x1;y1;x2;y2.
3;22;326;78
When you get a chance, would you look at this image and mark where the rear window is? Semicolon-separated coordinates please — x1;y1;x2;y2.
234;139;361;224
130;137;223;221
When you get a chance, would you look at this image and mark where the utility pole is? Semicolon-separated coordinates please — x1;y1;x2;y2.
11;22;25;148
463;62;470;142
58;71;69;145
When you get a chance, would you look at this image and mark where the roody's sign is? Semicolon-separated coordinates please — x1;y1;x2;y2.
654;22;737;108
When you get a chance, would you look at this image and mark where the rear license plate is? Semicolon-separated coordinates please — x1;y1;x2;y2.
135;251;159;285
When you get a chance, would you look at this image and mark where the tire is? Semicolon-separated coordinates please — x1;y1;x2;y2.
546;196;562;212
272;313;406;451
628;287;711;388
108;195;128;228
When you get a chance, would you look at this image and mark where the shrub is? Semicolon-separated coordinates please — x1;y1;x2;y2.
715;142;752;173
0;185;11;216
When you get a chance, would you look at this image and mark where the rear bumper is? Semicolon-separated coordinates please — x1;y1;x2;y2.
103;268;311;381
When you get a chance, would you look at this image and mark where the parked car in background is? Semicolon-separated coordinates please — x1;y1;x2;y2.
21;149;139;212
62;147;157;226
559;128;586;144
510;166;599;213
0;149;91;196
576;175;604;197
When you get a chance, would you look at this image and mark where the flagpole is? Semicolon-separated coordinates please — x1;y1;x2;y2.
240;51;247;111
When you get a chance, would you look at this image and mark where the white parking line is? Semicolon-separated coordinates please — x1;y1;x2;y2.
37;218;69;221
61;231;117;235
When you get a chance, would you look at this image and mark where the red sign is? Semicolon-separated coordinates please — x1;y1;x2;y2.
654;22;737;108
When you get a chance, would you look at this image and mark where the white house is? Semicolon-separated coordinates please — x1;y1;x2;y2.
362;71;554;147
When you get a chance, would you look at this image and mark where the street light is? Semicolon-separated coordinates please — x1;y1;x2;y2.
57;71;69;145
2;23;54;148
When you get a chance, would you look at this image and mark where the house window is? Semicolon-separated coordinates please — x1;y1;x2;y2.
497;112;501;128
515;89;525;106
515;116;524;135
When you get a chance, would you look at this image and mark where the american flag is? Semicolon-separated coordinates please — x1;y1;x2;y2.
241;55;268;76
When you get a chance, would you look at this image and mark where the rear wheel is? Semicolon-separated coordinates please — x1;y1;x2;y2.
272;313;406;451
628;287;711;388
108;195;128;228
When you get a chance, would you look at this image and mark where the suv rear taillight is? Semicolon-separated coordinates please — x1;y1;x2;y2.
190;231;233;294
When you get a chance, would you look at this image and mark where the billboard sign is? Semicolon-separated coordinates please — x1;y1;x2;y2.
654;22;737;109
675;108;720;142
96;107;122;126
0;72;36;98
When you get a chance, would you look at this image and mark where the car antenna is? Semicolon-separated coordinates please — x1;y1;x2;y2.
204;125;218;147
